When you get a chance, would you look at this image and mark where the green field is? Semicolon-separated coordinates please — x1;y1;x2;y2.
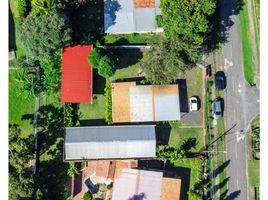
79;95;106;120
248;160;260;187
9;70;35;136
239;0;255;85
168;125;203;153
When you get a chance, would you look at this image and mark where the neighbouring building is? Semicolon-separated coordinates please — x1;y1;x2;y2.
104;0;162;34
64;125;156;161
111;82;181;123
112;168;181;200
61;45;93;103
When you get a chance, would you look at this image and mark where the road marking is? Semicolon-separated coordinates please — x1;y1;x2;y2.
232;77;235;91
236;131;245;143
234;111;237;122
238;83;242;88
237;180;239;190
230;43;233;58
224;58;234;70
238;88;242;93
257;99;260;102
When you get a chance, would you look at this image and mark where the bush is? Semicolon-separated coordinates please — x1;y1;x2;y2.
156;15;163;27
104;83;113;125
157;145;186;163
88;48;102;68
17;0;27;18
83;192;91;200
98;56;115;78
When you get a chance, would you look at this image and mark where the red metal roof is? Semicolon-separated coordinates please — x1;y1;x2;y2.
61;45;93;103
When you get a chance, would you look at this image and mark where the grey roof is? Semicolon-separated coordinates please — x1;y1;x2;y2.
64;125;156;161
104;0;159;33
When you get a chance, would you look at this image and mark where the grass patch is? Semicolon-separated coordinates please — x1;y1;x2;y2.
183;68;203;99
104;33;165;45
248;160;260;187
239;0;255;85
108;65;140;82
168;125;203;153
9;70;35;136
78;95;105;120
251;0;259;64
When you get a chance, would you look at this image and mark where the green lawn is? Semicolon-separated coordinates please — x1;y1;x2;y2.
251;0;260;64
78;95;105;120
168;125;203;153
108;65;141;82
104;33;165;45
183;68;203;99
239;0;255;85
9;70;35;136
248;160;260;187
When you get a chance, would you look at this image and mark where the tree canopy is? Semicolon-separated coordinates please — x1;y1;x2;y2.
160;0;216;44
19;11;71;60
139;39;201;84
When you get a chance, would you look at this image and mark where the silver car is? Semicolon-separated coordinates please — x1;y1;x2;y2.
213;99;222;120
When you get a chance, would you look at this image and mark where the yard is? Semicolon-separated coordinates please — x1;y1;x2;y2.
9;70;35;136
239;0;255;85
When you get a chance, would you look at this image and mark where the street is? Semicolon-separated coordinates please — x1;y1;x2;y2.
215;0;260;199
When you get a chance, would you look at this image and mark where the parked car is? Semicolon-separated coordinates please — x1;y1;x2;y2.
215;71;226;90
213;98;222;120
189;96;198;112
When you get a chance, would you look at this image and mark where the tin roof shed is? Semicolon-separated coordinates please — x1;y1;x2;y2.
64;125;156;161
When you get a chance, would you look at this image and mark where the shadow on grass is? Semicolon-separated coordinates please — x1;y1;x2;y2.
79;119;106;126
165;163;191;200
155;122;171;145
9;4;16;51
212;159;230;178
210;177;230;196
93;69;106;94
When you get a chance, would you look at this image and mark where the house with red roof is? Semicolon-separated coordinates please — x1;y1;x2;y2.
61;45;93;103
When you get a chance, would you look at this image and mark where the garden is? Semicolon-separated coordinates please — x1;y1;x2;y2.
8;0;217;199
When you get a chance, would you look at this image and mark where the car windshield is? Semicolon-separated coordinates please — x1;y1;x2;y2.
215;111;221;115
191;100;197;103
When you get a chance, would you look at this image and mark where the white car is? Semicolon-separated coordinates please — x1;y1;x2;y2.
189;97;198;112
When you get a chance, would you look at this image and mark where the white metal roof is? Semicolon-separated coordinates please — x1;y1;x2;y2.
112;169;163;200
64;125;156;161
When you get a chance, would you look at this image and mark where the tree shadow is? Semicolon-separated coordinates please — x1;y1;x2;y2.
155;122;171;145
104;0;121;32
9;3;16;51
79;119;106;126
211;159;230;179
105;48;143;69
70;0;105;43
180;138;198;153
224;190;241;200
210;177;230;195
177;79;189;113
165;163;191;200
205;0;244;51
93;69;106;94
137;159;165;170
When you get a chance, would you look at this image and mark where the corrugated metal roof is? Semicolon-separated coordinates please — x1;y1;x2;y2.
104;0;159;33
112;169;163;200
113;83;180;122
64;125;156;160
61;45;93;103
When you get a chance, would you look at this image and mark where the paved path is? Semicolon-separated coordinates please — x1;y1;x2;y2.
215;0;260;199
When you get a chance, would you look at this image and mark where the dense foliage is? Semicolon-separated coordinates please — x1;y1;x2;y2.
40;55;61;94
30;0;59;17
17;0;28;18
88;48;115;78
9;124;36;200
67;162;79;176
252;127;260;156
157;145;186;163
139;39;201;84
19;11;71;60
160;0;216;44
65;103;79;127
104;83;113;125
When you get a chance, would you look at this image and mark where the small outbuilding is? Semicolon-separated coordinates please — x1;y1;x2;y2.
61;45;93;103
64;125;156;161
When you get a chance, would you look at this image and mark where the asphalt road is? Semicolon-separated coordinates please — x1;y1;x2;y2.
216;0;260;199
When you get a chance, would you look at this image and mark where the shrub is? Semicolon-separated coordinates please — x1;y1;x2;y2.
67;162;80;177
156;15;163;27
88;48;102;68
17;0;27;18
83;192;91;200
98;56;115;78
157;145;186;163
104;83;113;125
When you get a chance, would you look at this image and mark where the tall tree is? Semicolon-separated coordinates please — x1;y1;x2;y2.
19;11;71;60
160;0;216;44
139;39;201;84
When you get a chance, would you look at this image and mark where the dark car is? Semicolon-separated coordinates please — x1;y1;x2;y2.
214;71;226;90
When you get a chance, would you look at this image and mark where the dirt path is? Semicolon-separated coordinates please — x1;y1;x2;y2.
246;0;259;88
